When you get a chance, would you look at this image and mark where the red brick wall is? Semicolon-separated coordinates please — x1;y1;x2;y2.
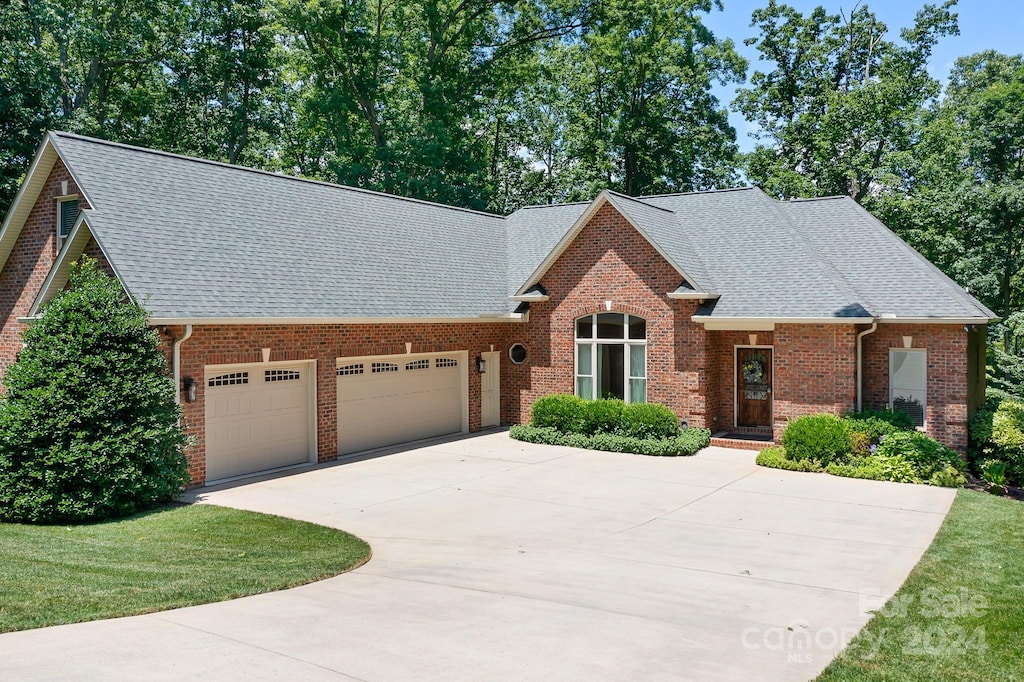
772;324;858;442
862;324;968;452
0;159;90;378
508;202;709;428
170;322;514;483
707;330;775;432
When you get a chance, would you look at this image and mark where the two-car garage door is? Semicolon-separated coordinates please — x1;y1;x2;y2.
336;353;466;456
203;353;467;482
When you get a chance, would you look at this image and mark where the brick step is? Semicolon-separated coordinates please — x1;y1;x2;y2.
709;433;773;451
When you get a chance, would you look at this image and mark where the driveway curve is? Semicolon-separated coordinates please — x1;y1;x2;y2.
0;432;954;681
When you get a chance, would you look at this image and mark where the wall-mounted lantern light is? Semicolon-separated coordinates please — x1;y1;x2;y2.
476;355;487;373
182;376;197;403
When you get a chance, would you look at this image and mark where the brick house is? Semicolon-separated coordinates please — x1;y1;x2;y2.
0;133;994;485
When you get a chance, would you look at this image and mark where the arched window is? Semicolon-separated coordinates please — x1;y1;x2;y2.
574;313;646;402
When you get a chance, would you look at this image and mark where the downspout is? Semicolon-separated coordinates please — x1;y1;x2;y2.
172;324;193;405
856;320;878;412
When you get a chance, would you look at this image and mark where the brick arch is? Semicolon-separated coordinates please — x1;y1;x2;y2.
566;302;656;321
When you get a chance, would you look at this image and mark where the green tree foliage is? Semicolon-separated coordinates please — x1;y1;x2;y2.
539;0;745;200
158;0;285;166
734;0;957;202
0;258;188;524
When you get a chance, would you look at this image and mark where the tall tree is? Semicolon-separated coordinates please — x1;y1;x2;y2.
275;0;586;209
158;0;284;166
542;0;744;199
734;0;957;202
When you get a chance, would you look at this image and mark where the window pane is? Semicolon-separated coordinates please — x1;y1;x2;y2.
596;312;625;339
628;315;646;340
576;316;592;339
890;350;926;427
629;344;645;378
892;390;926;427
629;378;647;403
576;376;593;399
576;343;592;375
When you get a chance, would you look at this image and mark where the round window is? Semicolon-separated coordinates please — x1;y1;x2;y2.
509;343;527;364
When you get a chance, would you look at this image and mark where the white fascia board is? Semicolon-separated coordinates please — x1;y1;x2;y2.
29;213;92;315
875;317;994;325
667;292;719;300
509;294;550;302
693;316;875;330
0;140;59;271
147;314;526;326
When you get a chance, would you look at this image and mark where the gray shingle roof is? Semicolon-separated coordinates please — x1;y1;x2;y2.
44;132;993;321
52;132;510;319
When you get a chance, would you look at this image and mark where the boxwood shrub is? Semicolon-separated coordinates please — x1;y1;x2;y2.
509;424;710;456
781;414;851;464
760;412;966;488
530;394;586;433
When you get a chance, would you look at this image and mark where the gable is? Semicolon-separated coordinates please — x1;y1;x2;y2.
537;202;684;305
513;191;714;299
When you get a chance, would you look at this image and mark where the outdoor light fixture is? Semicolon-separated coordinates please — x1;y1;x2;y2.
476;355;487;373
182;376;197;403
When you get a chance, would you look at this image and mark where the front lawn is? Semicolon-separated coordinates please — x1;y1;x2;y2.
817;489;1024;681
0;504;370;632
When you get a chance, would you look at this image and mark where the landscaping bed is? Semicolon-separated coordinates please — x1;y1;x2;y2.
510;394;710;456
0;504;371;633
756;410;967;487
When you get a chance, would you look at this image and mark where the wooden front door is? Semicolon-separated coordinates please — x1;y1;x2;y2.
737;348;772;428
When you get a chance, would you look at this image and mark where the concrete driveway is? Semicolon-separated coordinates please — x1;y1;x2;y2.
0;432;954;681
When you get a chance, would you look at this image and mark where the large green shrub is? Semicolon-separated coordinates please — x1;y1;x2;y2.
781;414;851;464
988;398;1024;485
530;394;586;433
755;446;823;472
579;398;625;435
618;402;680;439
0;259;188;524
846;408;915;431
875;431;965;480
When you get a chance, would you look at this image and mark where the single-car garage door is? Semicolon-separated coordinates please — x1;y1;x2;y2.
337;353;466;455
205;362;315;481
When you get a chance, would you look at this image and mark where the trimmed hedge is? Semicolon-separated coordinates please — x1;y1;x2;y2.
509;424;710;456
526;394;682;439
781;414;851;464
755;446;823;472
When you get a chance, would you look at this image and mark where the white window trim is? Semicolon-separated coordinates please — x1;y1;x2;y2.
55;194;79;251
889;348;927;428
573;313;647;402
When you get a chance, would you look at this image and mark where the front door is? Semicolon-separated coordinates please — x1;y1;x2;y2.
736;348;772;428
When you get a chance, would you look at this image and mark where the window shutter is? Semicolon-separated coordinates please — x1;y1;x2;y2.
59;199;79;239
890;350;926;427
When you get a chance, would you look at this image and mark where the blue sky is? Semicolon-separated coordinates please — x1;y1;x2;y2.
701;0;1024;151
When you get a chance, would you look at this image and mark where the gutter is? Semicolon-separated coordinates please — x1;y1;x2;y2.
172;324;193;405
856;321;878;412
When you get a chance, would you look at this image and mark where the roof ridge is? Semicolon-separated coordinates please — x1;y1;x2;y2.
784;195;848;203
758;191;872;315
638;186;757;199
510;201;592;211
49;131;506;221
828;197;996;319
603;190;676;214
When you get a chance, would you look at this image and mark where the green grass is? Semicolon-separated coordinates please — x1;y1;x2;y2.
0;504;371;632
817;490;1024;681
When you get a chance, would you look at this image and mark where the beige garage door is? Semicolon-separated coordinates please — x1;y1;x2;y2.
205;363;314;481
337;353;465;455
